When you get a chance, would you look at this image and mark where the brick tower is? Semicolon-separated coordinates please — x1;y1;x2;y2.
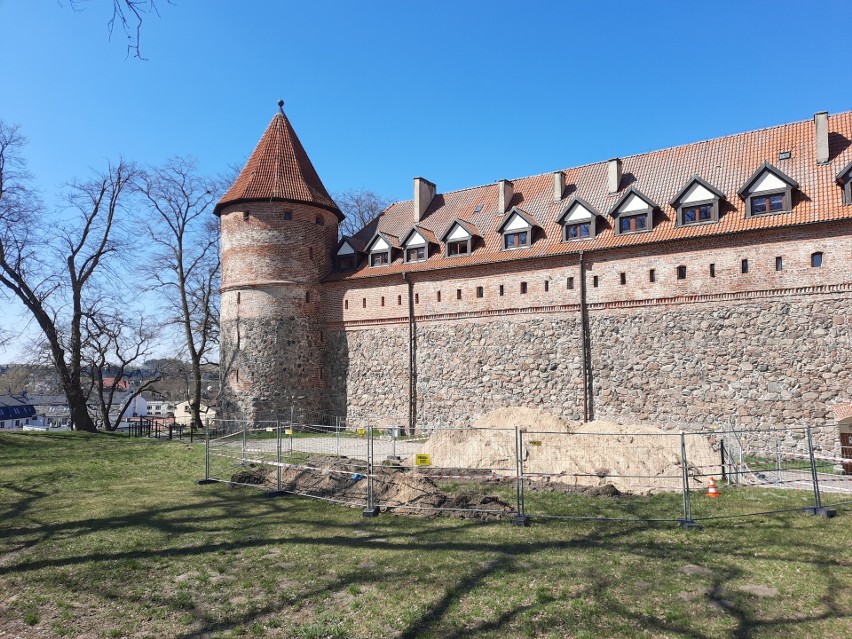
215;101;342;420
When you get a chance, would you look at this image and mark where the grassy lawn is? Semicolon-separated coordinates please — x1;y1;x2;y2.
0;433;849;638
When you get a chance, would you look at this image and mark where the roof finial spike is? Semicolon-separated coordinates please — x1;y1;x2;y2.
277;99;285;114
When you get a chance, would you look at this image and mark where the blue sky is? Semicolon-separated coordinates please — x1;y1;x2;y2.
0;0;850;362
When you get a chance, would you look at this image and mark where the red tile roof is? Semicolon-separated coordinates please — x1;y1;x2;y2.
327;111;852;281
215;106;342;218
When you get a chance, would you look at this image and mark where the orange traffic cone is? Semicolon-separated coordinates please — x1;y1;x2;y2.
707;477;720;498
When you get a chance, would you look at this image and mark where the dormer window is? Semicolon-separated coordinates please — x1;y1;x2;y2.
497;207;537;250
401;226;435;263
335;238;361;271
670;176;725;227
365;232;398;268
557;197;600;242
608;187;658;236
837;161;852;205
406;247;426;262
441;219;479;257
504;230;528;249
370;251;390;267
737;162;798;218
448;240;469;256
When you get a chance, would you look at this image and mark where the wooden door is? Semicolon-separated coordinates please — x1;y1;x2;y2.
841;432;852;475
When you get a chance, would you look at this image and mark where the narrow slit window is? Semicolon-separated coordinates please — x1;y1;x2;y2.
567;277;574;290
544;280;550;292
345;299;349;310
811;252;823;267
709;263;716;278
456;289;462;300
381;296;385;307
620;272;626;285
437;291;441;302
775;256;783;271
476;286;484;298
362;298;366;308
520;282;527;294
499;285;504;296
592;276;599;288
305;291;311;303
397;295;402;305
741;259;749;274
236;292;241;304
649;269;655;283
415;293;419;304
677;265;687;280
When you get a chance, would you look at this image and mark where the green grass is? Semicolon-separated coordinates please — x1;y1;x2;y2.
0;432;850;638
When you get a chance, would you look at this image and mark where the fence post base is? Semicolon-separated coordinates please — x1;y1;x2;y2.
512;514;531;527
677;518;701;530
196;479;216;485
362;506;380;518
802;506;837;518
264;490;289;498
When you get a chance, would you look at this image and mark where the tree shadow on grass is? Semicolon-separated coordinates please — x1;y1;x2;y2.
0;439;850;638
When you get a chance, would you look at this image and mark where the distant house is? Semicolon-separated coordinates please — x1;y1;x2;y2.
148;397;176;417
175;400;216;426
0;396;37;429
101;377;130;392
28;395;71;427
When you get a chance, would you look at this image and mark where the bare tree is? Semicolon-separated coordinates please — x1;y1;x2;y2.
0;121;138;432
83;312;161;431
68;0;169;59
335;189;391;239
140;158;221;432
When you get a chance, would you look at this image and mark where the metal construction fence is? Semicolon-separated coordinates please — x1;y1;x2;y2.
198;417;851;526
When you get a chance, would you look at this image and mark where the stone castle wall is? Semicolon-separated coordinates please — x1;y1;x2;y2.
326;290;852;454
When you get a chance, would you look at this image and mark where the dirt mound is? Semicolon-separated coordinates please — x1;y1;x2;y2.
417;409;718;494
472;407;573;432
232;456;512;519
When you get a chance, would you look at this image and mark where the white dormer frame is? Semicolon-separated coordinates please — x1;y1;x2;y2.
837;161;852;206
737;162;798;218
670;176;726;227
608;186;658;236
334;238;360;271
440;219;478;257
365;232;395;267
497;207;537;250
401;227;431;263
556;196;601;241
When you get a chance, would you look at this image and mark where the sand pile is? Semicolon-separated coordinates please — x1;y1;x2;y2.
416;408;719;494
233;456;512;519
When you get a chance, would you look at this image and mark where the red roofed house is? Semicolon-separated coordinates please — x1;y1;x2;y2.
216;103;852;461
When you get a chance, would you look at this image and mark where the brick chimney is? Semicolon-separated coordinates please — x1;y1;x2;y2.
814;111;829;165
413;177;436;222
498;179;514;214
607;158;622;194
552;171;564;202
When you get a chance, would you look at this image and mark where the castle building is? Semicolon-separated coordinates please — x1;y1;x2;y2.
216;104;852;456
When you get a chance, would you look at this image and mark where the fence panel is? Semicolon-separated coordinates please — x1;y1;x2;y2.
200;416;850;523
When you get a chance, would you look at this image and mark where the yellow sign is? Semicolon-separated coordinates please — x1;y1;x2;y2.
529;440;542;446
415;454;431;467
357;428;366;436
285;429;293;435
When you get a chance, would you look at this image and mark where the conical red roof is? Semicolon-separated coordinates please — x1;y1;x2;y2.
214;107;342;218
